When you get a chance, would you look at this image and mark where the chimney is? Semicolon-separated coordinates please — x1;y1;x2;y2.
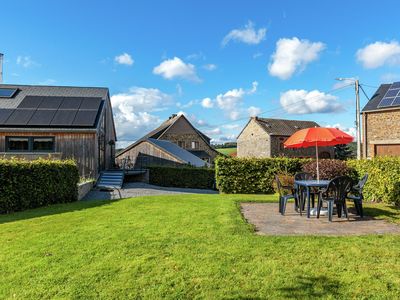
0;53;3;83
169;113;177;119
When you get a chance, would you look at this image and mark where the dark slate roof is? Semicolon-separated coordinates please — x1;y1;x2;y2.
0;84;108;128
189;150;211;159
255;118;319;136
361;84;393;112
148;138;208;167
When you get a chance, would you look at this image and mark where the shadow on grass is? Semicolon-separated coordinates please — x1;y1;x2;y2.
363;205;400;223
278;275;340;299
0;199;117;225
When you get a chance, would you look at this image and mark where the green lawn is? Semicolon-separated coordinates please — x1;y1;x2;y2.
1;194;400;299
216;147;237;156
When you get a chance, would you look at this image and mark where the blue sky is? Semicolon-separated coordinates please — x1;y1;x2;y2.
1;0;400;147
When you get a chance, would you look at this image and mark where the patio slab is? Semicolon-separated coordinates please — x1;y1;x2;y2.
241;202;400;236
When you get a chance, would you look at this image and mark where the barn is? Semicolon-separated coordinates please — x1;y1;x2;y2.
0;84;117;177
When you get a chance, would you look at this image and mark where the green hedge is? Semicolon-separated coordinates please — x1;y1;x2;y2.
215;156;309;194
0;158;79;213
148;166;215;189
347;157;400;205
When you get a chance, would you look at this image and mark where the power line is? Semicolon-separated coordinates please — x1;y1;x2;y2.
359;84;370;101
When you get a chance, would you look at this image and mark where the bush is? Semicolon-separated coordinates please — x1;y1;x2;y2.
215;156;308;194
148;166;215;189
347;157;400;205
302;159;351;180
0;158;79;213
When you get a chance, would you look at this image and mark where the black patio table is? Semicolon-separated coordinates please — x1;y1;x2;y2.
294;180;330;218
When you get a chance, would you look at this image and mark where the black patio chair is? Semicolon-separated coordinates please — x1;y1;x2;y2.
275;175;297;215
347;174;368;218
294;172;316;210
317;176;353;222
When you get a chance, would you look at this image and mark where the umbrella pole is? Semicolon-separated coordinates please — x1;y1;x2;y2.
316;142;319;182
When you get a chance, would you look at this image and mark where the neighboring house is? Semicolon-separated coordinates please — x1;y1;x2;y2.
237;117;334;158
116;138;208;168
0;84;117;177
117;114;218;165
362;82;400;157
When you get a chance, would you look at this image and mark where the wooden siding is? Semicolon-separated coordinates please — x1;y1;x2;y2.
116;140;183;169
0;132;96;177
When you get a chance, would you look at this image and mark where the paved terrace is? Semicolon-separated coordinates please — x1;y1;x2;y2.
241;202;400;236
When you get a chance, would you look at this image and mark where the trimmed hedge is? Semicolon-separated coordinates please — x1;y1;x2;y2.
302;159;352;180
0;158;79;213
148;166;215;189
215;156;309;194
347;157;400;205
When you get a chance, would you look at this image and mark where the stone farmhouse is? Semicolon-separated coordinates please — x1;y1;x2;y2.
237;117;334;158
116;114;218;168
0;84;117;177
362;82;400;157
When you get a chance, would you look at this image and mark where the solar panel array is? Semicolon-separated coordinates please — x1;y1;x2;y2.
377;82;400;108
0;96;103;127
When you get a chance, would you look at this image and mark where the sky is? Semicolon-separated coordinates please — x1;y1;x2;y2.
1;0;400;147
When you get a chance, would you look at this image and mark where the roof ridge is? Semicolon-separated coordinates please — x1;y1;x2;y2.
0;83;109;90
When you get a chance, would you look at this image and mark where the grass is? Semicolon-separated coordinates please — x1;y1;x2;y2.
1;194;400;299
216;147;237;156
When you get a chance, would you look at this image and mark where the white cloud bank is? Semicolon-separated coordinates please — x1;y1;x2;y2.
111;87;173;145
356;41;400;69
222;21;266;46
153;57;200;82
16;56;40;68
280;89;343;114
268;37;325;80
114;53;134;66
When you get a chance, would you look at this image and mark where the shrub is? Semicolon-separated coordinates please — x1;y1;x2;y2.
0;158;79;213
347;157;400;205
148;166;215;189
302;159;351;180
215;156;308;194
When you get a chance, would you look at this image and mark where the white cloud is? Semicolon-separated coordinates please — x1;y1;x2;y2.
222;21;266;46
223;124;241;130
253;52;263;59
16;56;40;68
153;57;200;82
211;134;237;144
203;64;217;71
201;97;214;108
381;73;400;83
176;100;196;109
268;37;325;80
114;53;134;66
280;89;344;114
249;81;258;94
111;87;173;143
204;128;222;136
248;106;262;117
356;41;400;69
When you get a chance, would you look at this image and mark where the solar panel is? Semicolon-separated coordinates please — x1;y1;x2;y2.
50;110;77;126
391;82;400;89
28;109;57;126
0;109;14;124
73;110;99;126
378;97;394;107
385;89;400;98
391;97;400;106
79;97;102;110
38;96;63;109
5;109;35;125
59;97;82;109
18;96;44;109
0;88;18;98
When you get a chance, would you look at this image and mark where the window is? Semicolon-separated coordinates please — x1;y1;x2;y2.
191;141;199;149
6;136;55;152
7;137;29;151
178;141;185;148
0;88;18;98
33;137;54;152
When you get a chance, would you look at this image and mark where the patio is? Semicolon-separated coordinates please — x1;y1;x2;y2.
241;202;400;236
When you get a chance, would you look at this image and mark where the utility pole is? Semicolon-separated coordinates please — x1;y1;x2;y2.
335;77;362;160
355;79;362;160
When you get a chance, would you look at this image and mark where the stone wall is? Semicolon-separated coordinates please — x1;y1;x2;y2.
237;119;270;157
270;135;334;158
364;110;400;158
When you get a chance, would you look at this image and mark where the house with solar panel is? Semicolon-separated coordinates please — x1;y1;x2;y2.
116;114;218;168
362;82;400;157
0;84;117;177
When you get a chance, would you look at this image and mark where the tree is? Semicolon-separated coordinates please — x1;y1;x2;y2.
334;143;355;160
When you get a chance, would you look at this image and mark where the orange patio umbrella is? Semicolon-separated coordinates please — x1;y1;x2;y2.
284;127;353;180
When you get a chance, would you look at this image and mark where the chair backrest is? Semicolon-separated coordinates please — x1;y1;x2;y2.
294;172;314;181
275;175;283;197
357;173;368;191
325;176;353;203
